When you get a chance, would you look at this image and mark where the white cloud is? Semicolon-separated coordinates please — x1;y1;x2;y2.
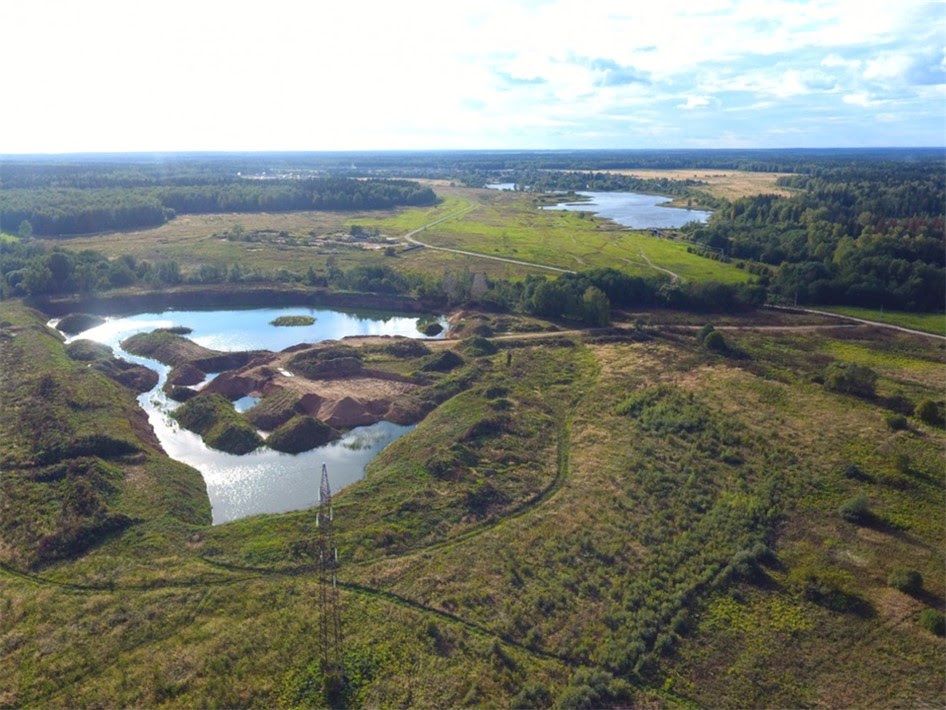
843;92;877;107
1;0;943;151
822;53;862;70
679;95;712;110
864;53;916;81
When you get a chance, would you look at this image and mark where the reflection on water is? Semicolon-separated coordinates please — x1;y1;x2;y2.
541;190;711;229
233;395;261;413
62;306;438;524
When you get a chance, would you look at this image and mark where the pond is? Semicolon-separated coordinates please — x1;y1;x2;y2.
62;306;446;524
541;191;711;229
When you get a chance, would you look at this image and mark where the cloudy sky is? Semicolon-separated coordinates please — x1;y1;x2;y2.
3;0;944;153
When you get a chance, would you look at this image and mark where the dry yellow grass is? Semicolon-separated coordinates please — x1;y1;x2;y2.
604;169;795;200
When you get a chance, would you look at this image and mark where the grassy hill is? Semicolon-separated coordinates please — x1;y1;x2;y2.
1;299;943;707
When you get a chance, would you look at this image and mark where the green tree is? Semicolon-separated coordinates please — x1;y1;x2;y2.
582;286;610;326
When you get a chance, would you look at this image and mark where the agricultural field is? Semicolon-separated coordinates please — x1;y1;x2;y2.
1;298;943;707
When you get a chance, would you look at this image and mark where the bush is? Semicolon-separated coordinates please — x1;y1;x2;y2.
702;329;729;353
823;362;877;398
887;568;923;595
696;323;715;343
842;462;872;482
885;413;909;431
839;494;871;524
916;399;945;427
918;609;945;636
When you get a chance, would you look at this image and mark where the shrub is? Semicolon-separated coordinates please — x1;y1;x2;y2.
511;682;552;709
823;362;877;398
887;568;923;595
918;609;945;636
696;323;715;343
702;329;729;353
885;413;909;431
842;462;872;482
916;399;946;428
839;494;871;524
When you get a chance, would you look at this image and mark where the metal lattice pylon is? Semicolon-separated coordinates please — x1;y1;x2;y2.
317;462;343;672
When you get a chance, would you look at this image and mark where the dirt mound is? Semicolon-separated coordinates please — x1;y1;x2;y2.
203;371;266;399
167;363;205;387
319;396;377;428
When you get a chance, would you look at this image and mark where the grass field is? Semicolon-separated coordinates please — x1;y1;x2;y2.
405;187;751;284
39;186;751;286
1;300;943;707
815;305;946;336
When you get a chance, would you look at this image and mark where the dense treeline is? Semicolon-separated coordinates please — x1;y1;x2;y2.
0;232;760;326
685;159;945;311
6;148;940;187
0;178;436;236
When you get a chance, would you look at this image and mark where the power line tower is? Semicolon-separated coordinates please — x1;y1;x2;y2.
317;462;343;676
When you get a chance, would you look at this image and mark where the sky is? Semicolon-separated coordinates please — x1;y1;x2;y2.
2;0;944;153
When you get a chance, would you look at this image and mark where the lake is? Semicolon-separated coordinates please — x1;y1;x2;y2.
62;306;446;524
541;191;711;229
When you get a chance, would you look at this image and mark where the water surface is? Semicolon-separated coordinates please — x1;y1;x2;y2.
65;306;442;523
541;191;710;229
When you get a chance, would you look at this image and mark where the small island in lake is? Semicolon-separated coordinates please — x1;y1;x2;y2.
270;315;316;327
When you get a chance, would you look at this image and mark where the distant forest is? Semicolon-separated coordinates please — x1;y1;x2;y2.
1;149;943;312
686;161;944;311
0;160;437;236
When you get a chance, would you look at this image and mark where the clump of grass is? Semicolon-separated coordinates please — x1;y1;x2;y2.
885;413;909;431
916;399;945;428
918;609;945;636
460;336;498;356
64;339;113;361
420;350;464;372
838;494;872;524
887;568;923;595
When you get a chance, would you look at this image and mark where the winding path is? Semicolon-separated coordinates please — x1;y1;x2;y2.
404;206;576;275
764;305;945;341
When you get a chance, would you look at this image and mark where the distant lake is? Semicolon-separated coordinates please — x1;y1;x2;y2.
541;191;711;229
63;306;445;524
